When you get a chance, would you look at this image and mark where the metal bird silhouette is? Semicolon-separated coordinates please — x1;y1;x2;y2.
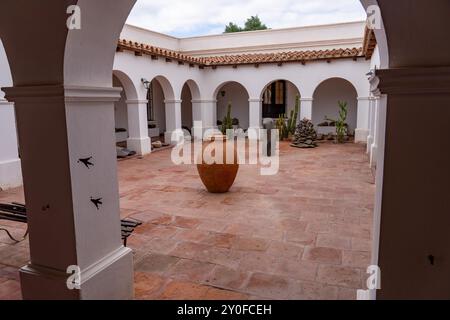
78;157;94;169
90;197;103;210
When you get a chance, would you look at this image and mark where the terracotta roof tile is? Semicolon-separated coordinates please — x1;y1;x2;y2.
117;31;375;67
362;27;377;60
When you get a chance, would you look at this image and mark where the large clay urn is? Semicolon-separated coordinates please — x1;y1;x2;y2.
197;134;239;193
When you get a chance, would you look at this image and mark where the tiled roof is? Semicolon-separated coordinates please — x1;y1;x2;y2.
117;28;376;68
203;48;363;66
362;27;377;60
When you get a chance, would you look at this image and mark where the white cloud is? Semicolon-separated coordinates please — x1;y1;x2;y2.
127;0;367;37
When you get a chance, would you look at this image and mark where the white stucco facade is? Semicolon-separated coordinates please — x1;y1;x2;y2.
1;21;380;189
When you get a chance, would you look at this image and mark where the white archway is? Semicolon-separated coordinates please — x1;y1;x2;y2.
214;81;250;130
180;79;201;133
312;77;358;135
260;79;301;121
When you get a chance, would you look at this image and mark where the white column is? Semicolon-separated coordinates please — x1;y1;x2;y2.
370;97;381;168
164;99;182;144
248;98;262;140
192;99;216;140
0;99;22;189
367;96;376;153
3;85;133;300
355;97;371;143
126;99;151;156
300;97;313;120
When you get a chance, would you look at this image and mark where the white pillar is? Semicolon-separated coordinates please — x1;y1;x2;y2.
300;97;313;120
0;99;22;189
249;98;262;140
126;99;151;156
164;99;182;144
370;97;381;168
192;99;216;140
3;85;134;300
355;97;371;143
367;96;376;153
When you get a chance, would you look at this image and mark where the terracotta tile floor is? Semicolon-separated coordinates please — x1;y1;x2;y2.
0;141;375;300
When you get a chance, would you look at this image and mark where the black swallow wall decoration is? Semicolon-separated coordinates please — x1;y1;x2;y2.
78;157;94;169
90;197;103;210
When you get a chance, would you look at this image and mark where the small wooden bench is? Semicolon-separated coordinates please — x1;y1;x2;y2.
0;203;141;246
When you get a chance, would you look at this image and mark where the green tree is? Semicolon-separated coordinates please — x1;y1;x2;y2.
243;15;268;31
225;22;242;33
224;15;268;33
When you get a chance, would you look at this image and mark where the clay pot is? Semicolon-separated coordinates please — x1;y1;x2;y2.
197;135;239;193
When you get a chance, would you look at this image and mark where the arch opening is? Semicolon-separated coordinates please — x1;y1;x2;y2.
312;77;358;136
260;80;301;120
215;81;250;130
181;80;200;134
145;75;176;142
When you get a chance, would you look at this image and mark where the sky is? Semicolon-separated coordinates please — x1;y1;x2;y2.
126;0;367;38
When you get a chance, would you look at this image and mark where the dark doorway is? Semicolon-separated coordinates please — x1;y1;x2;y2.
262;80;286;118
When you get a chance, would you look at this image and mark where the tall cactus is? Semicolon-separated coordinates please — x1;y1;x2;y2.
221;102;233;135
287;95;300;135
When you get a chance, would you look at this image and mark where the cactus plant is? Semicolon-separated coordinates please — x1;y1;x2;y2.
336;101;348;143
325;101;348;144
276;114;288;140
221;102;234;136
287;95;300;135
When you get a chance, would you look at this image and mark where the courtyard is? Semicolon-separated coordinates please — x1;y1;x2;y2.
0;141;374;300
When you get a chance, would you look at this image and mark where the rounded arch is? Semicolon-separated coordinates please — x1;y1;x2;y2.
312;77;358;98
260;79;301;119
182;79;201;101
259;79;302;100
212;81;250;101
112;70;138;101
312;77;358;134
311;74;365;99
214;81;250;130
180;80;201;131
151;75;175;101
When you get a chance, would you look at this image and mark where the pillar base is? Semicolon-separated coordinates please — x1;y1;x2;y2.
370;144;378;168
127;137;151;156
355;129;369;144
0;158;22;190
164;130;186;145
367;135;374;154
20;247;134;300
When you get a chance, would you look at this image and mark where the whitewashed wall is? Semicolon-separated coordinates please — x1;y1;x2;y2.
216;82;250;129
0;23;375;187
312;78;358;133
